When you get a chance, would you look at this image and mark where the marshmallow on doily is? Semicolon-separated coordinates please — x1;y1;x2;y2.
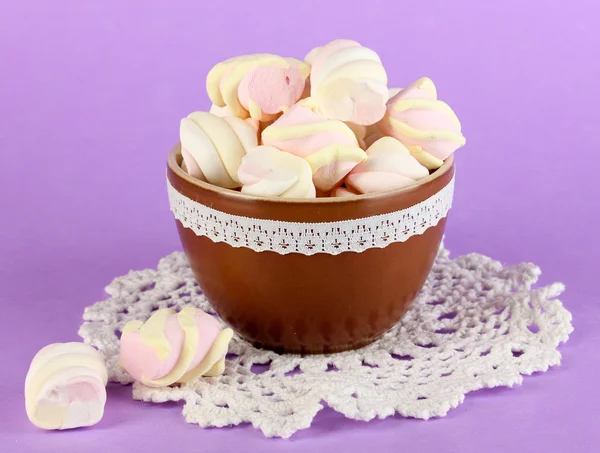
25;342;108;430
180;111;258;189
378;77;466;170
309;39;389;125
238;145;316;198
207;54;310;122
120;306;233;387
346;136;429;194
261;99;367;192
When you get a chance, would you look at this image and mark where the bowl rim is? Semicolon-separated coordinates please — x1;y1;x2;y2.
168;143;455;204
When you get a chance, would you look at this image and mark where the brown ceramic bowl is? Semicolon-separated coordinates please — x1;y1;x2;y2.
167;144;455;354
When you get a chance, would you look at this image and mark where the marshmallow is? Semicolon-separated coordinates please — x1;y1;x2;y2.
309;39;388;125
25;343;108;430
346;136;429;194
378;77;465;170
261;99;367;191
207;54;310;121
120;306;233;387
180;111;258;188
238;146;316;198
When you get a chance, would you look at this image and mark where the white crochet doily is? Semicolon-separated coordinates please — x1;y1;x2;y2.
167;176;454;255
79;246;572;439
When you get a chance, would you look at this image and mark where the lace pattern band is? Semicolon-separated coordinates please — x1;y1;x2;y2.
167;176;455;256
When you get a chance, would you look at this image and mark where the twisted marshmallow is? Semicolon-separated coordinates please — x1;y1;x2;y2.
346;137;429;194
238;146;316;198
207;54;310;121
25;343;108;430
378;77;466;169
261;99;367;191
180;111;258;188
309;39;388;125
120;306;233;387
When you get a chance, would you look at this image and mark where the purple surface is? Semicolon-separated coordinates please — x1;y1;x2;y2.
1;0;599;451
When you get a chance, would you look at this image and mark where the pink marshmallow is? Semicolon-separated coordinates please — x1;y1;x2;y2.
119;307;228;386
346;137;429;194
237;64;306;118
261;102;358;158
378;77;465;162
119;314;184;382
309;39;389;125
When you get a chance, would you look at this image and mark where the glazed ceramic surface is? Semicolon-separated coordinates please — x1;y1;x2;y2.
167;144;455;353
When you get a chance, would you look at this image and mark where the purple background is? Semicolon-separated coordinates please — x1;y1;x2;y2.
1;0;599;451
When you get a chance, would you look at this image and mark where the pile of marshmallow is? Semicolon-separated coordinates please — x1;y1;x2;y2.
24;306;232;430
180;39;465;198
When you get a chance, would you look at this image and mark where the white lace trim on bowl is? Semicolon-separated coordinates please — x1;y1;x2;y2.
167;176;455;255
